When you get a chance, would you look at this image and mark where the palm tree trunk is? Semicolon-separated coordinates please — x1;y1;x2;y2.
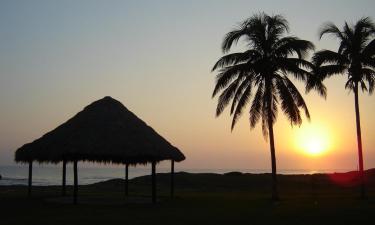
354;83;365;199
268;118;278;201
266;79;278;201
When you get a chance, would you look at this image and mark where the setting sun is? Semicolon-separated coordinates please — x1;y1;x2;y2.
293;124;331;156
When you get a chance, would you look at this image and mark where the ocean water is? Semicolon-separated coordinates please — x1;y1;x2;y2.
0;165;172;186
0;165;350;186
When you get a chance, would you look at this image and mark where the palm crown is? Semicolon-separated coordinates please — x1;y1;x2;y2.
212;13;322;137
313;17;375;93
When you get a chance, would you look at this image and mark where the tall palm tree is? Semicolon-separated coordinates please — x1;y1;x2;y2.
212;13;324;200
313;17;375;198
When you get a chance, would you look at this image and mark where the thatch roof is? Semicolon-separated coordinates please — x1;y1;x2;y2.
15;96;185;164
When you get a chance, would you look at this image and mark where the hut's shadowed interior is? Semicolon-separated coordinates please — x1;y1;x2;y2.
15;96;185;204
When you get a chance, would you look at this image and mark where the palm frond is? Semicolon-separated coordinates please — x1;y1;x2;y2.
212;50;260;71
360;80;368;92
282;76;311;120
362;39;375;58
274;77;302;126
345;78;355;91
265;14;289;44
354;17;375;39
305;72;327;98
362;68;375;94
212;63;248;97
230;75;255;114
274;38;315;58
216;77;242;116
222;26;249;53
316;64;347;80
319;22;344;40
355;17;375;31
231;84;252;130
312;50;348;66
275;57;311;81
249;84;264;128
362;56;375;67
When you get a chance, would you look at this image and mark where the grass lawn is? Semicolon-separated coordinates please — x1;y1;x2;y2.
0;171;374;225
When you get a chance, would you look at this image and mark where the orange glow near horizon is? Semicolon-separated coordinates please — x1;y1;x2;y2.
293;123;332;157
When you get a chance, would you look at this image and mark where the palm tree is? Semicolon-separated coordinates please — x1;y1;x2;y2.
313;17;375;198
212;13;324;200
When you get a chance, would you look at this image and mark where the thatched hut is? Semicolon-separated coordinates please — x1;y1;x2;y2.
15;96;185;204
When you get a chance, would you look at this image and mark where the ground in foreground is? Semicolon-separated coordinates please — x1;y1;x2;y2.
0;171;374;225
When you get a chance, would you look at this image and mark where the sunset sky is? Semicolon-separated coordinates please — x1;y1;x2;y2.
0;0;374;171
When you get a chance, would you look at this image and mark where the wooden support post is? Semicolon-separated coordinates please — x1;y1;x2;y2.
152;161;156;204
125;164;129;196
170;160;175;198
28;161;33;197
62;160;66;196
73;160;78;205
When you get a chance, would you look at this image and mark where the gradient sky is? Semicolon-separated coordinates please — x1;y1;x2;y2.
0;0;374;171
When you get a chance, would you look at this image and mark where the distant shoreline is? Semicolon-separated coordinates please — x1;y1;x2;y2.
1;168;373;187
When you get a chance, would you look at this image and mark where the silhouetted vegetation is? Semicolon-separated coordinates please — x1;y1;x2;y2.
212;13;324;200
313;17;375;198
